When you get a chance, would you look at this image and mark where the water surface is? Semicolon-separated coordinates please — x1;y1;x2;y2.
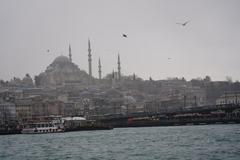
1;124;240;160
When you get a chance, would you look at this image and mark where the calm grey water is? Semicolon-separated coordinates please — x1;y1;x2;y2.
0;124;240;160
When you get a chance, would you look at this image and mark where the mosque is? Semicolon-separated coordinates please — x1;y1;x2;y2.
35;39;122;87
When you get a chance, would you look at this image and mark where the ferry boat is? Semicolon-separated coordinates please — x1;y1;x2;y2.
21;116;64;134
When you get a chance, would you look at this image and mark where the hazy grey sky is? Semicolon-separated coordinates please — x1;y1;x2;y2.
0;0;240;81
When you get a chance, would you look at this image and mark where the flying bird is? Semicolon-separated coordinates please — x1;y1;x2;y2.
176;21;189;26
46;49;50;53
122;34;128;38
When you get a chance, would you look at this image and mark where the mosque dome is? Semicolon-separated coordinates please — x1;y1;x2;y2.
52;55;71;65
35;55;90;87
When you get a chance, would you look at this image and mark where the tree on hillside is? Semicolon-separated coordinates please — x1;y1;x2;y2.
204;75;211;82
226;76;233;83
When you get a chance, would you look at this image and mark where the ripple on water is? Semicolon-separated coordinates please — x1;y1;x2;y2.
0;124;240;160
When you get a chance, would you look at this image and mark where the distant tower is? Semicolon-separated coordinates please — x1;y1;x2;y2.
98;58;102;79
112;69;116;88
133;73;136;80
69;45;72;62
88;39;92;77
117;53;121;80
112;70;115;79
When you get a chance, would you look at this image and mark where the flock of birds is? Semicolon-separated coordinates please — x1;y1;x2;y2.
121;21;189;38
46;21;190;61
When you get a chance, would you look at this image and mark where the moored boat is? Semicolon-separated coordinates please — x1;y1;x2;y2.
21;116;64;134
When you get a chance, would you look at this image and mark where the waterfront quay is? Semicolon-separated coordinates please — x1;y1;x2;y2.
1;103;240;135
95;104;240;128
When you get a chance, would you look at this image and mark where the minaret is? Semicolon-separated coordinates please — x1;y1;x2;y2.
69;45;72;62
88;39;92;77
98;58;102;79
112;70;115;79
117;53;121;80
112;69;116;88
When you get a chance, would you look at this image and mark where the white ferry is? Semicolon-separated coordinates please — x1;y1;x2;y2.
21;116;64;134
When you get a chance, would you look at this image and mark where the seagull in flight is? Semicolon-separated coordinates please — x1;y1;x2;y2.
176;21;189;26
122;34;128;38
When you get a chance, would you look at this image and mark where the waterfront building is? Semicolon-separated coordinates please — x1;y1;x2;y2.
63;102;76;117
15;98;33;121
216;92;240;105
22;88;44;98
6;74;34;89
0;100;16;124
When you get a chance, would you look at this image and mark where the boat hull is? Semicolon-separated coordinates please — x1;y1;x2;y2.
21;127;64;134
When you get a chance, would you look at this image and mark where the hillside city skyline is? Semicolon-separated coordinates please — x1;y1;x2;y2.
0;45;237;82
0;39;239;82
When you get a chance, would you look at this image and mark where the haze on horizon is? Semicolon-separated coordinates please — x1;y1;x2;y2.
0;0;240;81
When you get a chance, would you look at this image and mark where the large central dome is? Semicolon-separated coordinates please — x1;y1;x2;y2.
35;55;91;87
46;55;77;73
52;55;71;64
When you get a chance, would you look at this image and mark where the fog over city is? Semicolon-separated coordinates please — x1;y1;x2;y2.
0;0;240;81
